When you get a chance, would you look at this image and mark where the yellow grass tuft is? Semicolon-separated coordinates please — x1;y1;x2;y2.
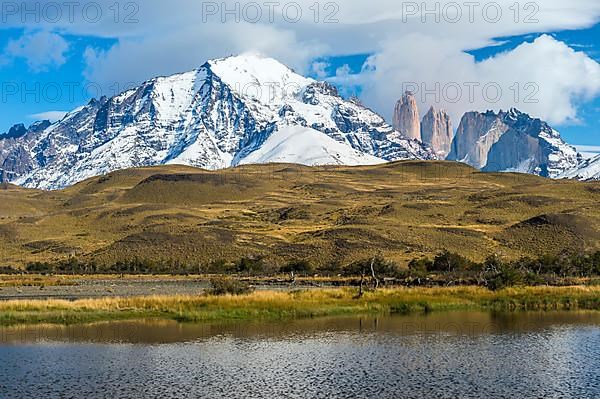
0;286;598;326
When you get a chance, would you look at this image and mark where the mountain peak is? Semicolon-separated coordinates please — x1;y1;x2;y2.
448;109;579;177
209;52;285;67
421;106;453;158
0;124;27;140
207;53;313;105
393;91;421;141
499;107;527;122
29;120;52;133
0;54;434;189
207;53;306;83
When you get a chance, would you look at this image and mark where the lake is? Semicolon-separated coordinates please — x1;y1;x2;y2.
1;311;599;398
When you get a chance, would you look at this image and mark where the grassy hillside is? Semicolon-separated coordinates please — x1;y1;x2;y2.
1;161;599;269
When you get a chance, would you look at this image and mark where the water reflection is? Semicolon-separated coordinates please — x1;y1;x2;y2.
1;312;599;398
1;311;599;344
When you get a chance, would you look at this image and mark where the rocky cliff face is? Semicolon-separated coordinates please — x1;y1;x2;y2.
447;111;509;169
447;109;580;178
393;94;454;158
0;124;27;140
0;55;435;190
393;91;421;141
421;107;454;158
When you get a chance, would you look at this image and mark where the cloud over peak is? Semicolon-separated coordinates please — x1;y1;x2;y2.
2;30;69;72
358;34;600;126
3;1;600;130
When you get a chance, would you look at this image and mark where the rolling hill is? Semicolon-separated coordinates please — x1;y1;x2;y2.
1;161;599;269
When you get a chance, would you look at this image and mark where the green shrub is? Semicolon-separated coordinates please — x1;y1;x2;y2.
0;265;20;274
592;252;600;275
208;278;254;296
432;251;476;272
26;262;54;273
316;260;343;276
236;257;265;274
206;259;236;274
280;259;313;274
408;257;433;272
343;256;399;277
486;264;525;291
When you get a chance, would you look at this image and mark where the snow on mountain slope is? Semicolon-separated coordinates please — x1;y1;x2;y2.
209;54;312;105
238;126;385;166
559;155;600;181
0;54;435;190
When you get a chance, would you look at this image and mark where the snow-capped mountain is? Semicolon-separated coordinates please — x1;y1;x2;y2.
447;108;581;178
0;54;434;190
559;154;600;181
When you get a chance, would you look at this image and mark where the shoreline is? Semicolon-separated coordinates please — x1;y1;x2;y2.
0;286;598;327
0;273;597;301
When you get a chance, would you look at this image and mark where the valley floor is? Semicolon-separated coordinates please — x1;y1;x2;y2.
1;274;596;301
0;284;598;326
0;274;354;301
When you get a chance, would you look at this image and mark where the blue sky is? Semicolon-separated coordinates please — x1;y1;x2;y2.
1;2;599;149
0;29;116;128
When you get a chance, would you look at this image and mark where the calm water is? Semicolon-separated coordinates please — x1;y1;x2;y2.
1;312;599;399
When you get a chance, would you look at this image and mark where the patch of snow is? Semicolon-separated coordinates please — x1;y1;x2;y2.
559;154;600;181
238;126;386;167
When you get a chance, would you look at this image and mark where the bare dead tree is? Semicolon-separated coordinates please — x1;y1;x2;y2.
290;270;296;286
357;270;366;298
370;257;380;291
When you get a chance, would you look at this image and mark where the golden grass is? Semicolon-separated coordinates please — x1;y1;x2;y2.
1;161;600;268
1;286;598;326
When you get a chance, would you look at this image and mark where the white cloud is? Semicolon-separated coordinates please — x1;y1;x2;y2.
3;1;600;128
359;34;600;126
577;145;600;151
82;22;326;92
80;1;600;128
310;61;330;79
335;64;352;77
28;111;68;122
2;30;69;72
